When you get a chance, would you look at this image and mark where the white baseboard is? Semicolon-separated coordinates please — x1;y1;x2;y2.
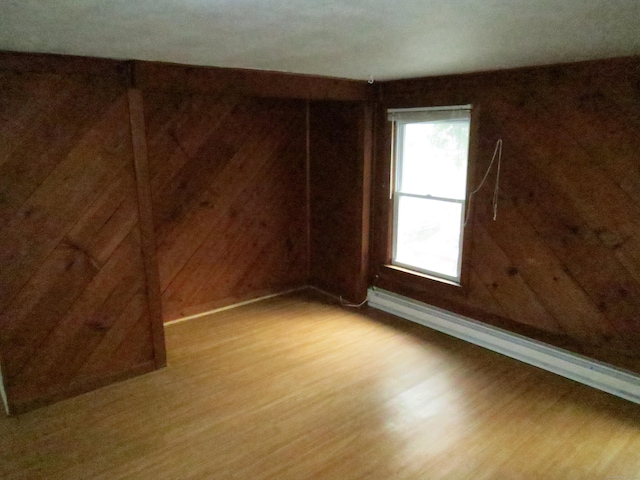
164;287;307;327
367;287;640;405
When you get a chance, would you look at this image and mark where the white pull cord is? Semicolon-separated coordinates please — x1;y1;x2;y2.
464;139;502;226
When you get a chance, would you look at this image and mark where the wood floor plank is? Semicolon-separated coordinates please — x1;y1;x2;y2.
1;291;638;480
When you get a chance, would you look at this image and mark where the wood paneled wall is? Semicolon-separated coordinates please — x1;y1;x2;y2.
137;63;373;321
143;90;309;321
309;102;373;303
0;54;165;413
373;57;640;373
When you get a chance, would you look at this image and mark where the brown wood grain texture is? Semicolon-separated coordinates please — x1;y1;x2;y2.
134;61;373;101
127;88;167;367
309;102;371;303
0;60;159;412
373;56;640;371
470;224;560;332
144;91;308;321
484;100;640;354
357;103;374;300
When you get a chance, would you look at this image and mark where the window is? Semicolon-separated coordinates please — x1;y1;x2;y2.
389;105;472;285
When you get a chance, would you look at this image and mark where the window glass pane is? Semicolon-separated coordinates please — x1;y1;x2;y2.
398;119;470;199
394;196;462;279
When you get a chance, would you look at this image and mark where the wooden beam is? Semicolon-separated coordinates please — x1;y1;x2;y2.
355;103;374;302
133;61;373;101
0;51;127;80
126;88;167;368
309;102;371;303
379;55;640;103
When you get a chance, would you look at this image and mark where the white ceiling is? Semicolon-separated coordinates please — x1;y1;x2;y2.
1;0;639;81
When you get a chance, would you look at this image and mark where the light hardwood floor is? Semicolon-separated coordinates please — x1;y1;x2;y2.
1;291;639;479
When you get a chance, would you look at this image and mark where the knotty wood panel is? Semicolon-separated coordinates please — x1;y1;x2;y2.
373;57;640;372
309;102;372;303
0;59;163;413
144;91;308;321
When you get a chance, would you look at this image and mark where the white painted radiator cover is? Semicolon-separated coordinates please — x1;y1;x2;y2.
367;287;640;405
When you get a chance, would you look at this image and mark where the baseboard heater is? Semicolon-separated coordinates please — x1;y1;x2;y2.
367;287;640;405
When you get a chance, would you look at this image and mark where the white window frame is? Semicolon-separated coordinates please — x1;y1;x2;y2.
389;105;472;285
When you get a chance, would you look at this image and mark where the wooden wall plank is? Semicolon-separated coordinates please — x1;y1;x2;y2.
66;167;140;265
0;92;131;312
0;74;126;229
483;113;640;338
127;88;167;367
480;205;607;341
470;224;559;332
508;119;640;288
77;292;150;378
10;230;147;392
145;92;308;321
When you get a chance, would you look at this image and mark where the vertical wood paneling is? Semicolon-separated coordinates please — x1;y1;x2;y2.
0;58;161;413
309;101;372;303
373;57;640;372
144;91;308;321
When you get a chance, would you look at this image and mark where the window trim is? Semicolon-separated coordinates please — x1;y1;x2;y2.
371;102;480;299
389;106;472;285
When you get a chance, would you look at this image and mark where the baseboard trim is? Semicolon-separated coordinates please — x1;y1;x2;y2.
367;287;640;405
164;287;307;327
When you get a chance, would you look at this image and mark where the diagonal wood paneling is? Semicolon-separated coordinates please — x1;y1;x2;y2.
374;57;640;373
0;62;162;413
144;91;308;321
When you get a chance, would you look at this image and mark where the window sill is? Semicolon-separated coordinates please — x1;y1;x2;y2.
385;264;462;288
374;264;470;305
